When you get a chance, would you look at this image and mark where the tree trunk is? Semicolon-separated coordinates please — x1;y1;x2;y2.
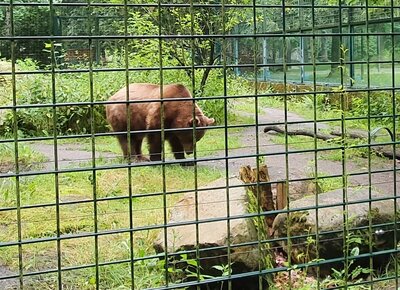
330;27;340;75
285;39;292;65
198;39;215;96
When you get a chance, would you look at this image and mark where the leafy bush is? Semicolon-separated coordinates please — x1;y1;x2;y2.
351;91;397;122
0;59;126;136
0;6;52;64
0;57;250;136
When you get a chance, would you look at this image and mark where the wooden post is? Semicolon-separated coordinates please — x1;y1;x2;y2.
276;182;287;210
239;164;275;227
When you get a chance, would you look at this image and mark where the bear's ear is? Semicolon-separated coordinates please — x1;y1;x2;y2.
206;117;215;126
189;117;201;127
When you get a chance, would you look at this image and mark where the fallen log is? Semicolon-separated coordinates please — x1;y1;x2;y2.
372;145;400;160
264;125;400;160
330;128;368;139
264;125;336;141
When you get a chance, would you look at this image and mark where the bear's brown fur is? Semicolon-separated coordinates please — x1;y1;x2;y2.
106;83;214;163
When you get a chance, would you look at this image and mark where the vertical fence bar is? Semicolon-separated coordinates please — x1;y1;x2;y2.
87;1;99;288
221;1;232;289
310;0;321;284
365;0;374;288
337;1;350;287
9;0;23;288
251;1;263;289
390;0;399;289
122;0;135;288
188;1;201;288
156;1;169;288
281;1;293;289
48;0;63;288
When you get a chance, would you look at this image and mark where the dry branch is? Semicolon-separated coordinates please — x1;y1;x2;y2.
264;125;400;160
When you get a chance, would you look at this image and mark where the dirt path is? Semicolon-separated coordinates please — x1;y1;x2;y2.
202;105;399;197
0;266;17;290
29;143;116;171
25;105;399;197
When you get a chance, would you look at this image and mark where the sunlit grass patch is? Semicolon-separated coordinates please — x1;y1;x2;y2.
69;129;242;158
0;161;222;289
0;141;47;173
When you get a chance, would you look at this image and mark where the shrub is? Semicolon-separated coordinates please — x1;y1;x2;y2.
0;56;252;136
351;91;397;122
0;59;126;136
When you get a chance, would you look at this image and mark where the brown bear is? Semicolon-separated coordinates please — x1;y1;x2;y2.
106;83;215;163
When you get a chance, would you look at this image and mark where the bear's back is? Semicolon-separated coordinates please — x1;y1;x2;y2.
108;83;191;101
106;83;194;132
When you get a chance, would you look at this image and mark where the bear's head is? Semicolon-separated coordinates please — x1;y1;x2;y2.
178;115;215;155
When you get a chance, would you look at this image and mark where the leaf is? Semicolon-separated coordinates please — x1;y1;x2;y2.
351;266;362;280
186;259;198;267
282;261;290;267
89;276;96;285
331;268;343;279
350;246;360;257
361;268;372;274
212;265;224;272
167;267;177;273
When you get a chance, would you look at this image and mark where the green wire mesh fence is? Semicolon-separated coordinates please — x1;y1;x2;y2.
0;0;399;289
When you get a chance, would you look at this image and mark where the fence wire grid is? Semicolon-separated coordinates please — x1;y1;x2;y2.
1;0;400;289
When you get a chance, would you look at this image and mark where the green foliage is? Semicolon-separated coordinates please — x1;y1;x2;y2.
0;4;52;63
0;55;256;135
321;232;372;289
164;253;235;290
317;176;344;193
0;59;126;136
351;91;397;125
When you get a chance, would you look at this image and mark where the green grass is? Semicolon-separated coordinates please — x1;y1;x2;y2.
0;142;47;173
313;172;346;193
0;161;222;289
41;126;243;158
267;63;400;88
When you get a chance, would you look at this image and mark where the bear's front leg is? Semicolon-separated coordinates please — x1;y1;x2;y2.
167;135;194;166
167;135;185;160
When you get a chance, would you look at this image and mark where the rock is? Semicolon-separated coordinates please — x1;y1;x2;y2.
272;187;397;274
153;177;268;288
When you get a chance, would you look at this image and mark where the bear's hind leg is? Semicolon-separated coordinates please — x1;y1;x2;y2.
117;135;129;159
131;134;149;162
148;133;162;162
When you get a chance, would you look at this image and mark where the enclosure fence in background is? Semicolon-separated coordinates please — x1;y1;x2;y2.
0;1;399;289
